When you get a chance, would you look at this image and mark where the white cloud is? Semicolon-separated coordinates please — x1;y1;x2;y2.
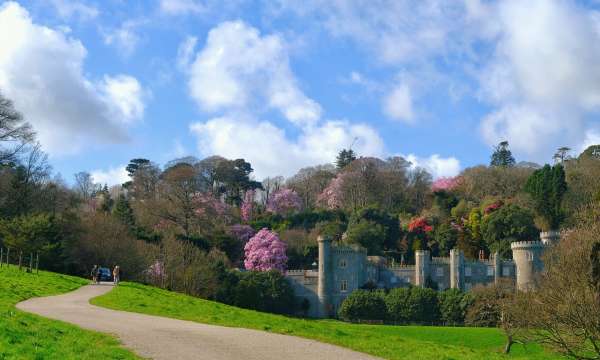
50;0;98;20
100;75;145;122
579;129;600;155
476;0;600;161
383;84;415;123
405;153;461;179
91;165;130;186
183;21;322;127
102;20;145;57
0;2;144;155
190;116;384;179
176;36;197;70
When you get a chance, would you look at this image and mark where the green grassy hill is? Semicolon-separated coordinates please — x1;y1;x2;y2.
0;266;137;360
92;282;563;360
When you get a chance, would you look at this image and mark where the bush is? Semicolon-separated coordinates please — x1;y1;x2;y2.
438;288;472;325
385;287;439;324
481;204;538;258
338;290;387;321
465;282;512;327
232;270;296;315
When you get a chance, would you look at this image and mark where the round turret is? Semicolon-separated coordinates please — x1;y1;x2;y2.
317;235;332;317
510;241;545;291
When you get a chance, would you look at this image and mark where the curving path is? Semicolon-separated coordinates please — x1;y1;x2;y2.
17;283;379;360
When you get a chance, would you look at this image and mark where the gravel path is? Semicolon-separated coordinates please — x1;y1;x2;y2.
17;283;379;360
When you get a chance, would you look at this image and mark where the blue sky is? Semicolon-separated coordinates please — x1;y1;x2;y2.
2;0;600;185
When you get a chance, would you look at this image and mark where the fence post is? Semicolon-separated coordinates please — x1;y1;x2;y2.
36;252;39;274
29;253;33;273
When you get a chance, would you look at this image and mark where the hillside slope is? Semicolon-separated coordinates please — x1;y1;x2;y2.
0;267;137;359
92;282;562;360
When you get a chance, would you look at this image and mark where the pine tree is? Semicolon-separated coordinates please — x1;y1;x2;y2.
524;164;567;230
112;195;135;229
490;141;516;167
336;149;357;169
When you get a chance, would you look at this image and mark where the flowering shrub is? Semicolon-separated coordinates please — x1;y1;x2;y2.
431;176;460;192
483;200;504;215
317;174;344;209
244;228;288;272
267;188;302;215
408;217;434;233
193;192;231;217
240;190;254;222
229;224;256;243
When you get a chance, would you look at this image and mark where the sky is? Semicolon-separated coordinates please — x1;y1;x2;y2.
2;0;600;186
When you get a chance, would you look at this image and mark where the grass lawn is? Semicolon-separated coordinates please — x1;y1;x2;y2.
0;266;138;360
92;282;564;360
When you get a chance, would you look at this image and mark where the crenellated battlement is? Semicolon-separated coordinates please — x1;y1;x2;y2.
510;240;545;249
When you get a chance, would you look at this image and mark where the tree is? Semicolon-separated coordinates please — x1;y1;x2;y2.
125;158;160;199
240;190;254;222
481;204;538;258
112;195;135;229
336;148;357;169
465;281;513;327
553;146;571;164
266;188;302;215
232;270;296;315
0;93;34;165
243;228;288;272
438;288;472;325
74;171;97;201
286;165;335;209
524;164;567;230
215;158;262;206
338;289;387;321
490;141;516;167
345;219;386;255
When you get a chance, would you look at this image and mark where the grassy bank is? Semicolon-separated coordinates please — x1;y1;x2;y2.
93;282;562;360
0;266;138;359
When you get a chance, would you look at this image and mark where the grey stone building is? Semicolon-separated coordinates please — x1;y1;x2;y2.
286;234;551;318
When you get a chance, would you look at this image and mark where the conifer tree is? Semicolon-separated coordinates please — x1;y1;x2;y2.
490;141;516;167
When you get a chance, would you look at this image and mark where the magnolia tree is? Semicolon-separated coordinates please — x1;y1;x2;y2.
431;176;460;192
317;173;344;209
240;190;254;222
244;228;288;272
267;188;302;215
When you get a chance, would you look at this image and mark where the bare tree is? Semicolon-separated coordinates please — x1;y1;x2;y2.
261;176;285;206
74;171;97;201
0;93;35;164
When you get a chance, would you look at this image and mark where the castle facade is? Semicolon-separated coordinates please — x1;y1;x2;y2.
286;231;558;318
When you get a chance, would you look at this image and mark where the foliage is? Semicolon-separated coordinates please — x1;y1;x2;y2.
266;188;302;215
228;224;255;243
231;270;296;315
465;282;513;327
214;158;262;206
344;219;386;255
348;207;400;251
481;204;538;258
431;176;460;192
490;141;516;167
336;148;357;169
0;92;34;164
338;289;387;321
433;222;458;256
524;164;567;230
243;228;288;272
240;189;254;221
438;289;473;325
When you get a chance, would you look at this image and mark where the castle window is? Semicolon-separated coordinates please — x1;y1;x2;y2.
465;266;472;277
340;280;348;292
436;267;444;277
502;266;510;276
526;252;534;261
339;259;347;268
487;267;494;276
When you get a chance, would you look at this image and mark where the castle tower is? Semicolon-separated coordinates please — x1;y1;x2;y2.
317;235;333;317
450;249;464;290
510;241;545;291
493;251;502;284
415;250;430;288
540;231;560;245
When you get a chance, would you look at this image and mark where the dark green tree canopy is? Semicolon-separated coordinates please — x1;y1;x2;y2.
481;204;538;258
490;141;516;167
336;148;357;169
524;164;567;229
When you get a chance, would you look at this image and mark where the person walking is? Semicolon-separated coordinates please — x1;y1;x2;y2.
113;265;120;285
91;265;98;284
94;265;100;284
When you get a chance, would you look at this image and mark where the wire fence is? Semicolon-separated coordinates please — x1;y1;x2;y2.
0;247;40;273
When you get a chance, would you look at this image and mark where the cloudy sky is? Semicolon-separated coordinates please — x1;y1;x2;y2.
2;0;600;185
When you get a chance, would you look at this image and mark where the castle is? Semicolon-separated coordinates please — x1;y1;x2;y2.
286;231;560;318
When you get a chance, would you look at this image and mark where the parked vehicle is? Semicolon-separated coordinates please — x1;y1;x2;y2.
98;267;112;282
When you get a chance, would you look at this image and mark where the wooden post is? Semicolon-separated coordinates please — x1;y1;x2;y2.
29;253;33;273
36;252;39;274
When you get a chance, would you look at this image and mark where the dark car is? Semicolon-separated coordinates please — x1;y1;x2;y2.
98;267;112;282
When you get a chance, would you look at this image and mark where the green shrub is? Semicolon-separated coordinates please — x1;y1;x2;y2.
385;287;412;322
385;287;440;324
338;289;387;321
438;288;472;325
232;270;296;315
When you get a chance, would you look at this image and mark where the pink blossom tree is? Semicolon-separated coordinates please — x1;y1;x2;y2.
244;228;288;272
266;188;302;215
240;190;254;222
431;176;460;192
317;174;344;209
